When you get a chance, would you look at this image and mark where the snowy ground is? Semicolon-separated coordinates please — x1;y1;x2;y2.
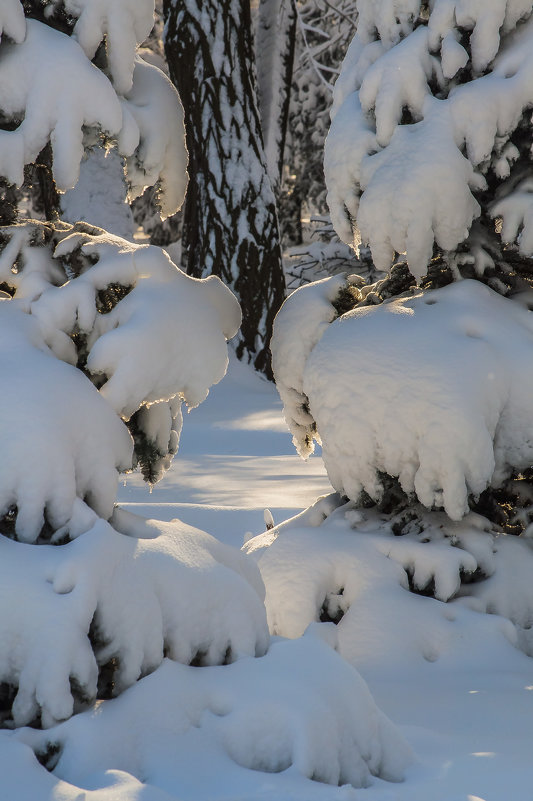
3;355;533;800
119;355;533;801
118;354;332;547
119;356;533;801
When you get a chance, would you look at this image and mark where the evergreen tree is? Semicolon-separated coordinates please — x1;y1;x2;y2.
273;1;533;529
163;0;287;378
325;0;533;293
0;0;270;729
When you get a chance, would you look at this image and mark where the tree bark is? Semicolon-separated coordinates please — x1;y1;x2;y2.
164;0;286;378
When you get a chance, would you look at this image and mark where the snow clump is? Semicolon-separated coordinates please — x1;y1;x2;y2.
272;276;533;520
0;17;187;217
0;300;132;543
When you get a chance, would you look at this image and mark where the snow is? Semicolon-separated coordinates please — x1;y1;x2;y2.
61;148;135;240
4;3;533;795
272;277;533;520
0;354;532;798
0;20;187;218
0;300;132;543
325;0;533;278
64;0;155;94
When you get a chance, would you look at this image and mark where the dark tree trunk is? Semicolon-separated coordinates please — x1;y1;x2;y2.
164;0;286;378
33;144;60;221
0;181;18;226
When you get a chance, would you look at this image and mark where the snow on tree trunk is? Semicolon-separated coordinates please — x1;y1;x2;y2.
164;0;287;378
255;0;297;190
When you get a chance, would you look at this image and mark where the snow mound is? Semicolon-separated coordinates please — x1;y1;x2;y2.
244;496;528;671
0;511;268;728
273;278;533;520
15;632;412;790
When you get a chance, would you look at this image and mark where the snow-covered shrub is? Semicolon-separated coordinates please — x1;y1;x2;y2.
276;2;533;525
0;220;241;534
0;0;280;733
325;0;533;287
272;274;533;523
0;216;256;726
14;630;412;789
245;494;533;668
0;512;269;728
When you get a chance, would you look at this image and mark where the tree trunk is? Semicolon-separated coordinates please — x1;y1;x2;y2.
164;0;286;378
0;181;18;225
256;0;297;189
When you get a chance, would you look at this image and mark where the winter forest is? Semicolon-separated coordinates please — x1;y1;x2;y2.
1;0;533;799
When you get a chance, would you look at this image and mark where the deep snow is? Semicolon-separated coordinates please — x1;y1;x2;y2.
1;355;532;799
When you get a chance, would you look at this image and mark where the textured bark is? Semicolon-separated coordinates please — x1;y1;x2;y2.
32;144;60;222
164;0;286;378
0;181;18;226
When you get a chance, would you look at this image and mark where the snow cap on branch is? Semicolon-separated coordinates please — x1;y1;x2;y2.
0;19;123;189
63;0;155;93
121;56;189;217
325;0;533;279
0;17;188;218
0;0;25;44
